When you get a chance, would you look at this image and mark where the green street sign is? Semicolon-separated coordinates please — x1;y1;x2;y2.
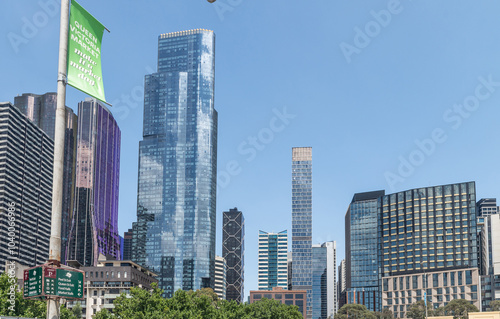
55;268;84;299
24;265;84;300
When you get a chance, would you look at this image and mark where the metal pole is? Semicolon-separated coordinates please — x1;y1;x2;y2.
47;0;69;318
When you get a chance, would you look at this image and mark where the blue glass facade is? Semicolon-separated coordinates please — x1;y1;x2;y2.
135;29;217;297
258;230;288;290
312;245;327;319
345;191;385;312
292;147;313;319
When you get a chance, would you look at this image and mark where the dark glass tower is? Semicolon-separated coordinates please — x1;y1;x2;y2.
291;147;313;319
223;208;245;302
13;92;78;264
0;102;53;268
134;29;217;297
67;98;121;266
345;190;385;312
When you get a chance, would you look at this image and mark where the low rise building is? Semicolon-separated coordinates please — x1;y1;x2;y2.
249;286;307;319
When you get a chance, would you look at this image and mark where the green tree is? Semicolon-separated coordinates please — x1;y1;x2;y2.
444;299;478;319
406;300;433;319
335;304;377;319
375;307;394;319
60;304;78;319
242;298;303;319
0;272;46;318
490;300;500;311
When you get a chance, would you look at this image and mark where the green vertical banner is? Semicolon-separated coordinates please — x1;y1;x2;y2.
67;0;107;103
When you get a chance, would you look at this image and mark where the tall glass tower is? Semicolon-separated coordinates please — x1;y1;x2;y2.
135;29;217;297
67;98;121;266
291;147;313;319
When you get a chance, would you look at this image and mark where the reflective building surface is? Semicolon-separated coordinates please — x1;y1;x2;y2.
134;29;217;297
312;241;337;319
0;102;53;268
345;190;385;312
67;99;121;266
292;147;313;318
258;230;288;291
223;208;244;302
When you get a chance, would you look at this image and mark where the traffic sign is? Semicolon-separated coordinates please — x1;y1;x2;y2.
23;265;84;300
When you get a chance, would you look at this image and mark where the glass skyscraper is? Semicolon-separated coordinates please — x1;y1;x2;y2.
345;190;385;312
312;241;337;319
134;29;217;297
67;98;121;266
292;147;313;319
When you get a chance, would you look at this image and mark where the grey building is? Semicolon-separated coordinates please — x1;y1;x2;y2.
0;102;53;268
214;255;226;300
13;92;78;264
312;241;337;319
223;208;245;302
66;257;157;319
133;29;217;297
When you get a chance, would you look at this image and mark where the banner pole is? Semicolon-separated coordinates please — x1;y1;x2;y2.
47;0;69;318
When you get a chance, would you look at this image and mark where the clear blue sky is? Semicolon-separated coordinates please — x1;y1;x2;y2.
2;0;500;299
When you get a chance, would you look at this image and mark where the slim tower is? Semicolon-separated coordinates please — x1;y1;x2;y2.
258;230;288;290
222;208;245;302
291;147;313;318
67;98;121;266
134;29;217;297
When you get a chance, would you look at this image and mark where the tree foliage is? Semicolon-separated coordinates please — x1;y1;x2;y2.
335;303;377;319
444;299;478;319
0;272;46;318
406;300;432;319
94;283;303;319
490;300;500;311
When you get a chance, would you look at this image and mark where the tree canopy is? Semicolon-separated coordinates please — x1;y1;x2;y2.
94;283;303;319
0;272;46;318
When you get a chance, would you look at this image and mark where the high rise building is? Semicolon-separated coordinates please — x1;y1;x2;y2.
478;211;500;311
291;147;313;318
379;182;479;318
312;241;337;319
258;230;288;291
13;92;78;264
222;208;244;302
122;229;133;261
345;190;385;312
0;102;53;268
338;259;346;310
133;29;217;297
214;256;227;300
477;198;498;217
67;98;121;266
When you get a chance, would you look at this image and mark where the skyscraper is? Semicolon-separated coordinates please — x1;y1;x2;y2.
13;92;78;264
312;241;337;319
67;98;121;266
338;259;346;310
345;190;385;312
0;102;53;268
134;29;217;297
379;182;479;318
292;147;313;319
222;208;245;302
258;230;288;291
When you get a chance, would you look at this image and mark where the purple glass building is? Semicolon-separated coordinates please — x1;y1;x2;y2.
67;98;121;266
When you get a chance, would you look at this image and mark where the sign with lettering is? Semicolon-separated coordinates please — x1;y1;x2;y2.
23;265;84;300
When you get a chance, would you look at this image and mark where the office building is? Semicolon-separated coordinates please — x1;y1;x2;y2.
380;182;479;318
337;259;346;310
222;208;244;302
0;102;53;268
288;252;293;290
250;287;307;319
312;241;337;319
13;92;78;264
67;98;121;266
214;256;226;300
479;212;500;310
345;190;385;312
258;230;288;290
134;29;217;297
66;257;157;319
122;229;133;261
291;147;313;318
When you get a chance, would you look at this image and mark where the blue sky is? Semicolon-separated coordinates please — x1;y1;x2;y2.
2;0;500;298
